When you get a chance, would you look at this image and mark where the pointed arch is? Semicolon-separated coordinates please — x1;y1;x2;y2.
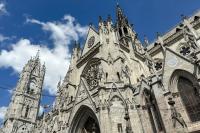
169;69;200;122
27;77;37;94
107;83;127;108
109;95;125;107
17;123;28;133
69;105;100;133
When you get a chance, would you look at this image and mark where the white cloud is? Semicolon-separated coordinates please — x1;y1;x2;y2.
0;34;9;42
0;2;7;15
0;106;7;121
26;15;88;46
0;15;88;94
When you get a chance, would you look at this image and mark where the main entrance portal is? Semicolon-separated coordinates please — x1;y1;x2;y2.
69;105;100;133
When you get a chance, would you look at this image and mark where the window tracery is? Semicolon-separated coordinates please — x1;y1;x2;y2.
180;46;191;56
177;43;192;56
25;105;30;118
154;58;163;71
82;58;101;90
27;77;37;94
178;77;200;122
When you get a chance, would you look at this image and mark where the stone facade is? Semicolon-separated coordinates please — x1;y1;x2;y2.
1;53;45;133
2;4;200;133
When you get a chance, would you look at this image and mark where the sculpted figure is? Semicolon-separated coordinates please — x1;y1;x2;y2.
183;28;198;49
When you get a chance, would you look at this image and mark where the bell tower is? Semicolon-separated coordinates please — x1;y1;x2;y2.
2;52;45;133
116;4;143;54
116;4;133;47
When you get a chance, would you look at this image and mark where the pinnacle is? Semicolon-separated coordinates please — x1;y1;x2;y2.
35;49;40;60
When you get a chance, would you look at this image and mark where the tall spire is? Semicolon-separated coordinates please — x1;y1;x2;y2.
116;4;129;27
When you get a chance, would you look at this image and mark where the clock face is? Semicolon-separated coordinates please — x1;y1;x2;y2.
88;36;95;48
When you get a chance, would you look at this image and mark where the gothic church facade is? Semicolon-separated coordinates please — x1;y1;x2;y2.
1;5;200;133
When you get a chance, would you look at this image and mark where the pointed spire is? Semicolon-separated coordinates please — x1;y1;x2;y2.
73;40;81;49
99;16;102;23
35;50;40;60
116;3;124;22
89;22;93;27
116;4;129;27
77;42;80;49
144;35;149;48
42;62;46;71
57;77;61;88
156;32;161;39
74;40;77;48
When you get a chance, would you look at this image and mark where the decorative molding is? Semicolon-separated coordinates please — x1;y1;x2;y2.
77;42;101;68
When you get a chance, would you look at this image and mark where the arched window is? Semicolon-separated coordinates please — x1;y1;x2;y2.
70;96;73;102
27;77;36;94
119;29;123;37
123;27;128;35
178;77;200;122
117;72;121;81
25;105;29;118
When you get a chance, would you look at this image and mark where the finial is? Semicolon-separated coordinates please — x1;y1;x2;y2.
57;76;61;88
77;42;80;49
131;24;134;28
42;62;45;67
107;14;111;22
116;2;120;7
144;35;149;48
156;32;161;38
35;49;40;60
99;16;102;22
116;2;122;13
42;62;46;72
135;33;138;39
74;40;77;48
89;22;93;27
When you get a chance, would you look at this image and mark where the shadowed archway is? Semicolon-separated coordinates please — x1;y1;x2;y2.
169;69;200;122
69;105;100;133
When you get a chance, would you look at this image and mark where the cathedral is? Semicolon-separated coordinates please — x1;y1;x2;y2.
1;4;200;133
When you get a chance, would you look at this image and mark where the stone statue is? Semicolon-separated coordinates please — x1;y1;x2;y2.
168;97;187;128
183;27;198;49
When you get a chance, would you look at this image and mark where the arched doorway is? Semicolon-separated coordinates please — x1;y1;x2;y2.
69;105;100;133
178;76;200;122
169;69;200;123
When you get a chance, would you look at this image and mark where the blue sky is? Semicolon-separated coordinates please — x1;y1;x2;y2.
0;0;200;124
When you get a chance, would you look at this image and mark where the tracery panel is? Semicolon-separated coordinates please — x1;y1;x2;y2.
82;58;101;90
178;77;200;122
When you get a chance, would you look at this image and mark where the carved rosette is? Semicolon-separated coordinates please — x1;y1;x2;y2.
82;58;101;90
